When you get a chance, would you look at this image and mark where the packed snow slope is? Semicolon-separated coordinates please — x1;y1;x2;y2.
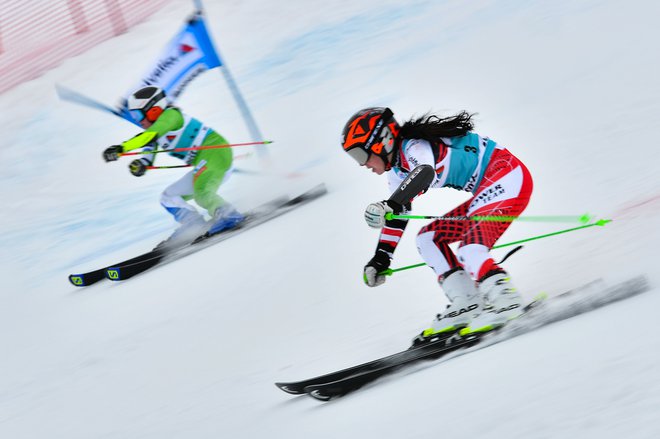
1;1;659;438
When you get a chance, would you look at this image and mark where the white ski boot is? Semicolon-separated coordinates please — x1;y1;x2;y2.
157;210;208;250
412;269;483;345
462;271;524;334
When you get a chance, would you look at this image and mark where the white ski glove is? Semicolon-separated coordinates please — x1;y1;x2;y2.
363;266;386;287
364;201;394;228
363;251;391;287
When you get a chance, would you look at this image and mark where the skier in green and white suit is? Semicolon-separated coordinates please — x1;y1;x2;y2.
102;86;244;240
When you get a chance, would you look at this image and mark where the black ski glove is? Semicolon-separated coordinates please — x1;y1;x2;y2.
103;145;123;162
128;158;150;177
363;250;392;287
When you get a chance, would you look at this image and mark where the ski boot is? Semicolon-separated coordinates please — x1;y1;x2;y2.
411;268;483;347
460;270;524;335
157;210;208;250
207;203;245;236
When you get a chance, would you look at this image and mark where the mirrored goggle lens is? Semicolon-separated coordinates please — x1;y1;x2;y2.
129;109;145;122
347;147;369;165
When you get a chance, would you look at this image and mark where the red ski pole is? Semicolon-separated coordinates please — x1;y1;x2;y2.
120;140;272;157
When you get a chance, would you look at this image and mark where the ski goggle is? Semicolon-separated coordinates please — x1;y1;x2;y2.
128;89;166;123
129;106;163;123
346;146;370;165
129;109;145;122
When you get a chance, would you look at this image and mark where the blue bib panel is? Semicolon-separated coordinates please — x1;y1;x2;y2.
442;133;497;192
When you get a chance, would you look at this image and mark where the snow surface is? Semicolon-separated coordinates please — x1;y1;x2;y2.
1;0;659;438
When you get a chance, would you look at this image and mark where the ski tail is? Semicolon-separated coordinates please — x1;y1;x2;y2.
105;249;165;282
68;250;162;287
68;269;106;287
76;184;328;284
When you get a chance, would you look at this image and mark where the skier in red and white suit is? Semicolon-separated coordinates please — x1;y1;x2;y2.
340;108;533;341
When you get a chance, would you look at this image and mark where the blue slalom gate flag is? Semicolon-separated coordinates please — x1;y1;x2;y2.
57;3;267;158
118;11;222;123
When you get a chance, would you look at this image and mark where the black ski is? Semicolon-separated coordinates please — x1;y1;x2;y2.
104;183;327;282
275;332;466;396
275;298;545;397
68;184;327;286
69;249;164;287
304;332;485;401
276;275;649;402
105;249;166;282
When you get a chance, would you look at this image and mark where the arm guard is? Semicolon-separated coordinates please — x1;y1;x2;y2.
388;164;436;207
121;131;158;152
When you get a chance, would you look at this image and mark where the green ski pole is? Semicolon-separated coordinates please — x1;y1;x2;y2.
381;219;612;276
385;212;593;224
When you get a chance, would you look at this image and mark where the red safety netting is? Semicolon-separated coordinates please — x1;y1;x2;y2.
0;0;172;94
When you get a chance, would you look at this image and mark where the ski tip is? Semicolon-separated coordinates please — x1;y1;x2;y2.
105;267;122;281
274;382;305;395
68;274;87;287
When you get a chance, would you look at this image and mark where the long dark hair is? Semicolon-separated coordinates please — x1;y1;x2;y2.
398;111;475;142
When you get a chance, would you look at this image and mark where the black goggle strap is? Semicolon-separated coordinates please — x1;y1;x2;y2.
143;90;165;111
